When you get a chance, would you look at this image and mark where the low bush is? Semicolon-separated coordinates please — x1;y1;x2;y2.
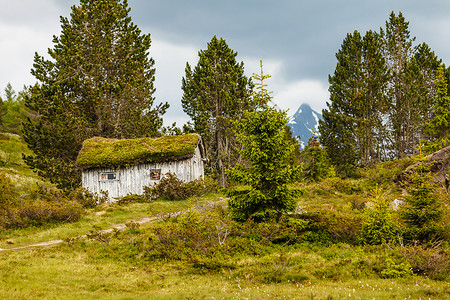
301;210;363;244
380;256;413;278
68;187;108;208
320;177;364;195
19;199;83;226
359;186;399;245
399;246;450;280
0;180;84;230
143;173;219;201
117;194;147;205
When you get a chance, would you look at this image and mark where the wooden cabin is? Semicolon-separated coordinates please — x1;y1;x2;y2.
76;134;205;202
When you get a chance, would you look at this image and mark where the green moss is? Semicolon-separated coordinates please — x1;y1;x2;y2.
76;134;201;169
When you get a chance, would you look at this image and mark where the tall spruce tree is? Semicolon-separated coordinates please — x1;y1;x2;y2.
181;36;255;187
319;30;389;173
424;65;450;151
23;0;168;190
381;12;440;158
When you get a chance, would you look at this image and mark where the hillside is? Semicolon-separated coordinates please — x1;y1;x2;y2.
0;132;47;191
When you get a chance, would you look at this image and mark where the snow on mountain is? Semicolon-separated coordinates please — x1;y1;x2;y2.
287;103;323;149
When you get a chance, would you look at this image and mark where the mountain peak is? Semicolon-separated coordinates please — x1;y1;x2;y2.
288;103;323;148
292;103;313;117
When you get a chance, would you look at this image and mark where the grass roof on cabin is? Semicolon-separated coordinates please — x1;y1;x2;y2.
76;134;201;169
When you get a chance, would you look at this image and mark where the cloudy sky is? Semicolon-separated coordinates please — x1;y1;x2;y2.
2;0;450;126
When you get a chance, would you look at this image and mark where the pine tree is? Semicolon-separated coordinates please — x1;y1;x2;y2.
400;154;445;244
226;107;302;221
319;109;358;177
303;134;332;182
181;36;255;187
252;60;273;107
360;186;398;245
381;12;440;158
22;0;167;190
319;29;388;174
1;84;29;134
424;65;450;151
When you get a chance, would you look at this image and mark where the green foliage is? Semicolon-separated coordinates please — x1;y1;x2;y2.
319;110;359;177
252;60;273;107
0;84;29;134
303;135;333;181
363;157;415;188
0;172;17;209
76;134;200;169
226;108;303;221
381;12;441;158
143;173;219;201
400;155;445;244
399;246;450;280
380;256;413;278
303;210;363;245
117;194;147;205
0;94;6;127
320;29;389;170
181;35;255;187
424;65;450;152
0;181;83;230
68;186;108;208
321;12;441;167
22;0;168;191
143;208;235;269
360;186;398;245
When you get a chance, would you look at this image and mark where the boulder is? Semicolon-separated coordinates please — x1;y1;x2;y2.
395;145;450;191
389;199;404;211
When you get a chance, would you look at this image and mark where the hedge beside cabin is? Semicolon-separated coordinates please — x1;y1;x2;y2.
76;134;205;201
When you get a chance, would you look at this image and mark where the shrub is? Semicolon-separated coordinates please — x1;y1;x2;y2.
20;199;83;226
143;208;235;269
322;177;363;195
0;172;17;208
143;173;219;201
380;256;413;278
301;210;363;245
68;187;108;208
302;135;334;182
117;194;147;205
399;246;450;280
359;186;398;245
1;182;84;230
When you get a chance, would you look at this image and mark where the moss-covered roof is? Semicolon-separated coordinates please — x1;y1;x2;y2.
76;134;202;169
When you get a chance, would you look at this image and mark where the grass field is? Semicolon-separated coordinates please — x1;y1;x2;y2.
1;194;449;299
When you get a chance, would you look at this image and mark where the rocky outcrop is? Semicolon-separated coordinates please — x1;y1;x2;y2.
396;145;450;191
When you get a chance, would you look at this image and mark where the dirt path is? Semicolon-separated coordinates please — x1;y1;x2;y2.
0;211;184;252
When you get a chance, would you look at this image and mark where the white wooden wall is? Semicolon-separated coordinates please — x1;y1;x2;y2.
81;146;204;202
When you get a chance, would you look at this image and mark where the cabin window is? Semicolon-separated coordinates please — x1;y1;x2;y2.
150;169;161;180
100;172;118;181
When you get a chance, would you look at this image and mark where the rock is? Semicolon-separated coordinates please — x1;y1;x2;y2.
364;200;403;211
389;199;404;211
364;201;374;209
396;145;450;191
295;205;307;214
